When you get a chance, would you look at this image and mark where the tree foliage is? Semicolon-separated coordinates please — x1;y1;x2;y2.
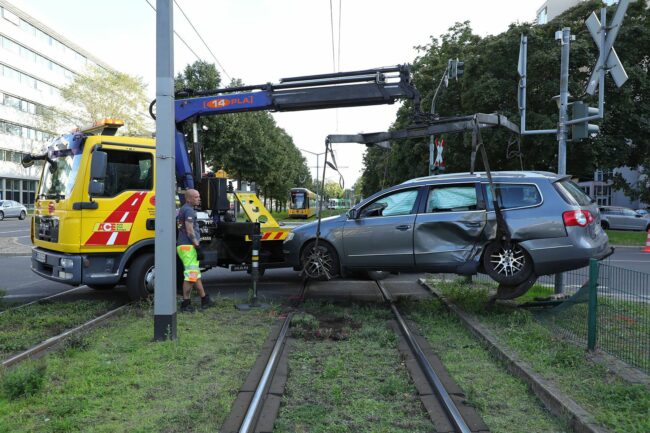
59;64;152;135
361;0;649;202
175;61;312;207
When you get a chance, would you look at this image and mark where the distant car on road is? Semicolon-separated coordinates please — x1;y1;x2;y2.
0;200;27;221
599;206;650;231
283;171;610;297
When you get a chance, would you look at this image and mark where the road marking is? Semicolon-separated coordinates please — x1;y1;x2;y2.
0;229;30;234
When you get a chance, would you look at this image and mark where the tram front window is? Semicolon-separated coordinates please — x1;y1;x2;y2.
291;192;306;209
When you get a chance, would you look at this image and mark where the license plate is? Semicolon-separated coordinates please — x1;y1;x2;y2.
35;251;46;263
229;264;249;272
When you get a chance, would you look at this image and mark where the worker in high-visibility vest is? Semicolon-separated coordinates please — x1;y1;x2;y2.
177;189;214;312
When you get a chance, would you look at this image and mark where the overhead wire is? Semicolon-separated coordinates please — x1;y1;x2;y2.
143;0;202;64
172;0;232;82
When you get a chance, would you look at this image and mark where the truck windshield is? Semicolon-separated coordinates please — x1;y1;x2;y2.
39;149;82;199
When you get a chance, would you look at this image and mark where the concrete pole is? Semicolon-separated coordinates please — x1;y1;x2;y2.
554;27;571;295
154;0;177;341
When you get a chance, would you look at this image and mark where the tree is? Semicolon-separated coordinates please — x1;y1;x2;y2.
361;0;650;202
323;180;343;200
59;64;152;135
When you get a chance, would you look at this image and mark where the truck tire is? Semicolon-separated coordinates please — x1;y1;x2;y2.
126;253;155;300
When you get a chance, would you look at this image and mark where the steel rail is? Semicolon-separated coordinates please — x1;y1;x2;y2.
376;281;471;433
1;304;130;369
239;312;293;433
0;286;89;317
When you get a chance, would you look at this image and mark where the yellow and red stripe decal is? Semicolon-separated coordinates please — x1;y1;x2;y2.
84;192;147;246
245;230;290;242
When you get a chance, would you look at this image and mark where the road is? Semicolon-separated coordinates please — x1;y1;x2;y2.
1;217;648;303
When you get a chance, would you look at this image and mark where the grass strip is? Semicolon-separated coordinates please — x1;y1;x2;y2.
0;299;120;360
275;301;433;433
0;299;277;433
430;279;650;433
605;230;647;246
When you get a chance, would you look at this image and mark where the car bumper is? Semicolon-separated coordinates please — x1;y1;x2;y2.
522;230;610;276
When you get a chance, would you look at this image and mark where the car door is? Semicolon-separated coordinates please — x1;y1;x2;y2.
622;208;646;230
10;201;19;217
414;183;487;271
2;201;13;218
342;187;421;270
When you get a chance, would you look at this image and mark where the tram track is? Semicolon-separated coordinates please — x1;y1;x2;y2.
1;301;130;369
0;285;90;316
222;278;488;433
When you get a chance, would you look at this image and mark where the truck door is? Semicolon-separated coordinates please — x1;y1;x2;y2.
413;183;487;271
342;187;419;270
81;145;155;252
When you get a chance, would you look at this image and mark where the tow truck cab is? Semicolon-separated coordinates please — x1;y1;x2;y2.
29;120;158;292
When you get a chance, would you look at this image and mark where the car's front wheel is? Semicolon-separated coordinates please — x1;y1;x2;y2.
300;240;339;280
19;211;26;220
483;241;533;286
0;211;4;221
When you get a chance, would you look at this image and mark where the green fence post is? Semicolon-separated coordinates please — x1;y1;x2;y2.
587;258;599;351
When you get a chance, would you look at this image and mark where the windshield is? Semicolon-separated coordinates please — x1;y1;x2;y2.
291;192;306;209
39;149;82;199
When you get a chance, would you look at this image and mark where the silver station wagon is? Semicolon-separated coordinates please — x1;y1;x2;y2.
283;171;611;297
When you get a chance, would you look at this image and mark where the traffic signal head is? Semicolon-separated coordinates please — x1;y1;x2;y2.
447;59;457;80
571;101;600;141
456;60;464;78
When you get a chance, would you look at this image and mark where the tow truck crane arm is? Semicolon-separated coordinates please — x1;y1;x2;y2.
152;65;423;190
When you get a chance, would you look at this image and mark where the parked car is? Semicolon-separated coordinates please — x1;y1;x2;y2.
0;200;27;221
599;206;650;231
283;171;610;295
636;209;649;217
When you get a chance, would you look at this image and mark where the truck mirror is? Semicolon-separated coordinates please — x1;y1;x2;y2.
21;154;34;168
90;151;108;180
89;180;105;196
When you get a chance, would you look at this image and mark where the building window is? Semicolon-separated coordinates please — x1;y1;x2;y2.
537;7;548;25
23;180;36;206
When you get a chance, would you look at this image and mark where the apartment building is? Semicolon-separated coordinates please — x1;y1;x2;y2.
0;0;111;207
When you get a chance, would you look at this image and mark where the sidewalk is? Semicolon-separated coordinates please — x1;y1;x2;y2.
0;237;32;256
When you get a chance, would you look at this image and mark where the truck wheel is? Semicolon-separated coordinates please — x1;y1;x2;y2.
88;284;116;291
126;253;155;300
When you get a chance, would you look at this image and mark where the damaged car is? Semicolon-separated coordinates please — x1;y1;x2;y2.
283;171;611;298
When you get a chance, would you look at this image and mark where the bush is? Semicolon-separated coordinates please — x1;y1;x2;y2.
1;363;47;400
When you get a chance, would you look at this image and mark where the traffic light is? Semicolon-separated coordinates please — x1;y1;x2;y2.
571;101;600;141
456;60;464;78
447;58;464;80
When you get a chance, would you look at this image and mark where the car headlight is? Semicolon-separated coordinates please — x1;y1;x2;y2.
284;232;295;243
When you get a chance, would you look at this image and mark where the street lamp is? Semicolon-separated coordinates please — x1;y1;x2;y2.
299;148;326;199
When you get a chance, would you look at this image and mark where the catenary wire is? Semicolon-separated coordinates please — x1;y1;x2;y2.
144;0;202;63
172;0;232;82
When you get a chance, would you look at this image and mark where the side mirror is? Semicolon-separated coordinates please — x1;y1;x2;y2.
21;154;34;168
347;208;358;219
89;180;105;196
90;151;108;180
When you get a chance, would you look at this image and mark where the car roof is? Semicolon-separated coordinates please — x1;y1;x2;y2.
401;171;562;186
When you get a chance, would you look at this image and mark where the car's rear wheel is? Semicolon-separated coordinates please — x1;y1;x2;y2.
0;211;4;221
19;211;26;220
300;241;339;280
483;241;533;286
601;221;609;230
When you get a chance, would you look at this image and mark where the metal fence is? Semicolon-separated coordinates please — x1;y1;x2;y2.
474;259;650;374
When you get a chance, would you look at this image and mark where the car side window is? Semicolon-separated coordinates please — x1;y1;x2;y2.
97;150;153;197
427;185;477;212
360;189;418;218
622;209;637;217
485;183;542;210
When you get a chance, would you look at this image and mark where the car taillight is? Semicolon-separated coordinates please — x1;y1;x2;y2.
563;210;594;227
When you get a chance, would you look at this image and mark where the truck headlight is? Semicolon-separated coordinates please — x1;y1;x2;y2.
60;258;74;269
284;232;295;243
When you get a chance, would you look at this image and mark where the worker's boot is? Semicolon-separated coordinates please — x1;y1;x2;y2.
201;294;214;310
180;299;195;313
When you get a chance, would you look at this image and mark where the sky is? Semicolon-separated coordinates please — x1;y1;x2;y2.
15;0;543;187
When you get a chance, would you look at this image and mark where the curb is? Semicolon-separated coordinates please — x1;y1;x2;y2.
418;278;610;433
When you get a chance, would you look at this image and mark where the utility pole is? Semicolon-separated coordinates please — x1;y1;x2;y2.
153;0;177;341
300;148;325;210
